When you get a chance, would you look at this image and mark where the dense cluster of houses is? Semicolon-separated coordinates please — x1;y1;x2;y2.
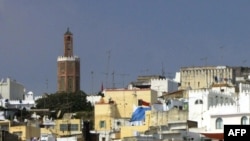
1;66;250;141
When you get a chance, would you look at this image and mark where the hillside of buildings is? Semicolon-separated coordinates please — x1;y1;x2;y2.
2;65;250;141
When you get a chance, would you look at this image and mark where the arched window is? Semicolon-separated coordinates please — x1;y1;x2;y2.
195;99;203;104
67;36;71;41
241;116;248;125
216;117;223;129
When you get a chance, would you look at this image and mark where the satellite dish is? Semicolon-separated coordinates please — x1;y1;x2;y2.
13;116;19;123
57;110;61;118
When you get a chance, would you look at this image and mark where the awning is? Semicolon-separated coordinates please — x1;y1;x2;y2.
201;132;224;140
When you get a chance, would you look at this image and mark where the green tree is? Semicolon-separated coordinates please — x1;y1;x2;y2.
35;90;93;118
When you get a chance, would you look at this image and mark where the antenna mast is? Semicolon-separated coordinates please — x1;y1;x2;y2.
220;46;224;64
105;50;111;88
91;71;94;94
45;78;48;93
161;62;165;77
112;71;115;89
119;73;129;88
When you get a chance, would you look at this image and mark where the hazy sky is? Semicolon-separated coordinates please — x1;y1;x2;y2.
1;0;250;95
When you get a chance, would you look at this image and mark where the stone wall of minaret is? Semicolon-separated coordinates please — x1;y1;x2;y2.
57;28;80;93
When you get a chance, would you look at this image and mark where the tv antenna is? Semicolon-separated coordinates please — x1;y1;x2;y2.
161;62;165;77
118;73;129;87
105;50;111;88
112;70;115;89
91;71;94;94
219;46;224;64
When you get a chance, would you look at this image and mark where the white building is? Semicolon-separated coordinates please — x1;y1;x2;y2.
1;91;35;110
0;77;25;100
173;72;180;83
151;78;178;97
187;83;250;140
128;75;179;97
86;95;102;106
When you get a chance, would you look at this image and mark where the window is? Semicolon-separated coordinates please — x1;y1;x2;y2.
60;77;65;91
116;121;121;126
70;124;79;131
216;118;223;129
99;120;106;128
60;124;79;131
225;98;228;103
13;131;22;139
241;116;248;125
68;76;73;91
60;63;65;73
67;36;71;41
220;97;223;104
195;99;203;104
0;125;9;131
60;124;68;131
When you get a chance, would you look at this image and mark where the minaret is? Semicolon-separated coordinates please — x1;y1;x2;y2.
64;27;73;57
57;28;80;93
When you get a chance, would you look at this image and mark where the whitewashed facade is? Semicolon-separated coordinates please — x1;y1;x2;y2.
0;77;25;100
188;83;250;134
86;95;102;105
150;78;178;97
0;91;35;110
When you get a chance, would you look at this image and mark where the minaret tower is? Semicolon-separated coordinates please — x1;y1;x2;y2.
57;28;80;93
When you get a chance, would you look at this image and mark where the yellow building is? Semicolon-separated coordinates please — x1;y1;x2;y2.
41;113;83;140
103;88;157;118
10;123;40;141
53;118;82;137
94;102;116;132
119;111;151;139
0;120;10;131
180;66;250;90
0;114;40;141
93;88;157;140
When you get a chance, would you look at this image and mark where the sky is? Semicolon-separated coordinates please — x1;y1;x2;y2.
1;0;250;96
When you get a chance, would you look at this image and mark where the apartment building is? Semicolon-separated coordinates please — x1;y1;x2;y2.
0;77;25;100
180;66;250;90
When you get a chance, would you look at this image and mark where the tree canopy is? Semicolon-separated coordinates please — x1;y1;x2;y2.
35;91;93;118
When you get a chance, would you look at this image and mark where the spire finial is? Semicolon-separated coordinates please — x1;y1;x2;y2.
64;27;72;35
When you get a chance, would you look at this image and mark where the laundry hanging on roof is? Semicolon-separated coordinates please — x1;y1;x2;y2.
130;106;151;122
